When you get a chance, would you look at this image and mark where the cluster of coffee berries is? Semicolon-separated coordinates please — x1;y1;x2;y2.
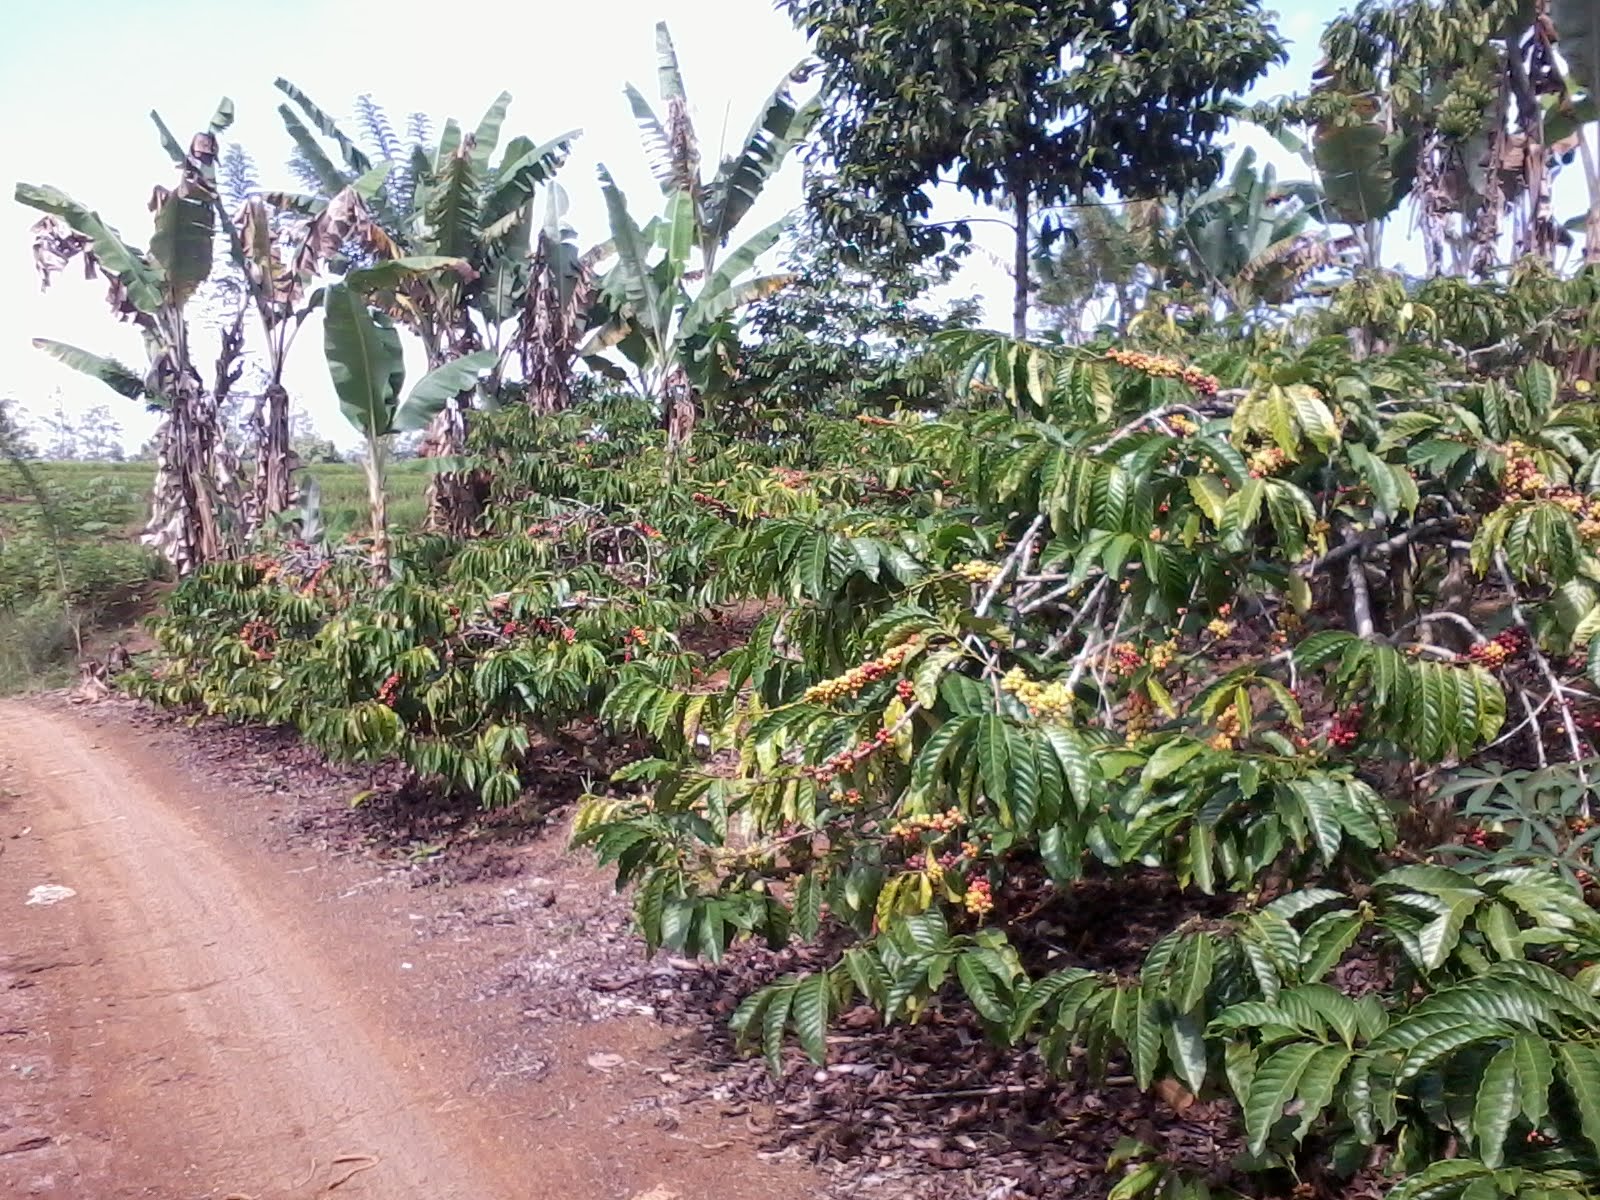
1104;348;1220;397
1328;704;1364;749
494;616;576;644
1540;490;1600;539
1248;447;1289;478
1207;617;1236;639
1503;442;1547;496
889;808;966;841
963;877;994;916
377;671;403;708
830;787;864;806
1001;667;1073;720
954;560;1002;584
896;679;916;703
633;521;663;539
1167;413;1198;436
856;413;897;428
621;626;650;663
1210;706;1243;751
1460;824;1494;850
1469;628;1527;668
1147;639;1178;670
1109;641;1143;677
803;642;919;705
240;619;277;650
803;726;898;784
246;553;284;583
300;561;332;597
1124;690;1154;742
691;492;736;518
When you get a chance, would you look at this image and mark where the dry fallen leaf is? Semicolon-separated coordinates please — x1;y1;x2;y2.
1155;1078;1196;1113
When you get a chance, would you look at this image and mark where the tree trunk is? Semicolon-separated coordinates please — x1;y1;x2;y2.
664;366;696;457
364;438;390;584
421;402;480;537
418;326;482;538
1011;180;1031;341
520;264;578;415
143;385;228;575
253;383;297;525
1583;139;1600;264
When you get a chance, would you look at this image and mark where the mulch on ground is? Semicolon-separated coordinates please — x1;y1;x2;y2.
107;696;1389;1200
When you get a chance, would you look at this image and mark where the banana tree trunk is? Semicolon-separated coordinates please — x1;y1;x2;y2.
364;436;390;583
144;387;226;574
421;401;480;536
664;366;696;456
252;383;298;526
417;325;482;537
1581;133;1600;263
521;273;575;415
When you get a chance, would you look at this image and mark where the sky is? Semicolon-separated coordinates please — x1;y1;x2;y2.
1;0;1328;453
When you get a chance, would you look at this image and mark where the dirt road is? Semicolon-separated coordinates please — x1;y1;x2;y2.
0;701;809;1200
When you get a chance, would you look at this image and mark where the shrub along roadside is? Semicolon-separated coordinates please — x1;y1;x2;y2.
127;321;1600;1198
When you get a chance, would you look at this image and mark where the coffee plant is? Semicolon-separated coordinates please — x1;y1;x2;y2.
125;264;1600;1197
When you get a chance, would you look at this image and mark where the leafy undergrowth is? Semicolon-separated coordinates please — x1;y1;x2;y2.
0;462;164;692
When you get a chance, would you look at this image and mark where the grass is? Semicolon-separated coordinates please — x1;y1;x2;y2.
0;458;431;693
19;459;433;540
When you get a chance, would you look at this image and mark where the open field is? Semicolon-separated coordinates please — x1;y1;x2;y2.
0;458;432;692
9;458;434;539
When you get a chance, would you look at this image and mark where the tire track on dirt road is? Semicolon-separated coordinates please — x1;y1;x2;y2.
0;700;810;1199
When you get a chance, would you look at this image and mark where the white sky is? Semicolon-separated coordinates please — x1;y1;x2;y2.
2;1;1341;453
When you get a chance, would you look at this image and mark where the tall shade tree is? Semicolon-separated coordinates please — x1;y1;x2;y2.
17;102;242;574
1169;150;1345;309
780;0;1285;339
272;81;576;534
605;21;816;446
173;140;392;534
1031;198;1169;337
521;184;610;415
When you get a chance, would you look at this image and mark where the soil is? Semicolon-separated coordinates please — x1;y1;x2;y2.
0;693;1379;1200
0;696;815;1200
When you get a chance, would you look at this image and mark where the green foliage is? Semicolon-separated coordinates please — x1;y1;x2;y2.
0;451;163;691
87;15;1600;1198
782;0;1285;278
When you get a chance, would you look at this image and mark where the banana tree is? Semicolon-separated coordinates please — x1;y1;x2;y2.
323;280;493;580
1309;0;1600;273
625;22;817;275
520;184;611;413
586;170;790;451
273;80;577;533
1171;149;1342;308
17;101;240;574
1552;0;1600;263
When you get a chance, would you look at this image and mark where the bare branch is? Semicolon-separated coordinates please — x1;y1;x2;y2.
1494;551;1587;779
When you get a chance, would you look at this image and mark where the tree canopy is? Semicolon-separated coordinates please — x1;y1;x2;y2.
780;0;1285;334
